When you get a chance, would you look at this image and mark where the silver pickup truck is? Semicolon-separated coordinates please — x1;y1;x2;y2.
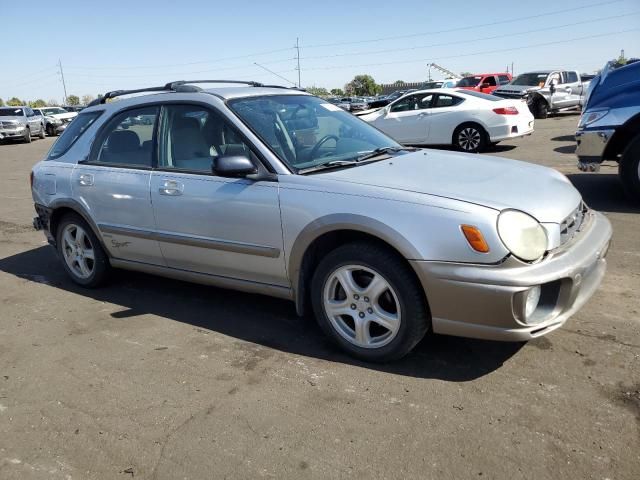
493;70;593;119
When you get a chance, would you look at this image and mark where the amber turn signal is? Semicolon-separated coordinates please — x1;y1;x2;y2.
461;225;490;253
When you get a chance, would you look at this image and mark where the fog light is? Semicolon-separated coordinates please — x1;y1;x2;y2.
525;286;541;320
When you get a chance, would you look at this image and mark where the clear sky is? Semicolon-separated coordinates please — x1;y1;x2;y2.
1;0;638;103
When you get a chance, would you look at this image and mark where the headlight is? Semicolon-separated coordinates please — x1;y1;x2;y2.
497;210;548;261
578;109;609;128
52;119;63;125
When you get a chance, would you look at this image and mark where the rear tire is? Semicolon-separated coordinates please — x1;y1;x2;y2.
453;123;488;153
619;134;640;203
39;124;46;139
534;99;548;119
56;213;110;287
310;242;429;362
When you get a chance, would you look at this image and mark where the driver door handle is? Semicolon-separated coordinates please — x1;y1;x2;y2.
159;179;184;196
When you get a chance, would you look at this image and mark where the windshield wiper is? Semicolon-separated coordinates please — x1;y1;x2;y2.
355;146;418;162
298;159;359;174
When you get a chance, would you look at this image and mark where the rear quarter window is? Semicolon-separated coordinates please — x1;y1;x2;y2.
47;111;103;160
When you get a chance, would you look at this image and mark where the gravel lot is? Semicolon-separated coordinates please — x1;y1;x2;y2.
0;115;638;479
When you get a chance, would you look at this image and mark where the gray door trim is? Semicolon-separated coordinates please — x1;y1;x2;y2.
98;223;281;258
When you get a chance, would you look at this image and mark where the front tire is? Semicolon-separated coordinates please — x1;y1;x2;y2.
23;127;31;143
534;99;548;119
56;213;110;287
619;134;640;203
310;242;429;362
46;124;55;136
453;123;488;153
39;124;46;139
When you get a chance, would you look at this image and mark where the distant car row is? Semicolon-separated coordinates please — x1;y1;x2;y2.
0;106;78;143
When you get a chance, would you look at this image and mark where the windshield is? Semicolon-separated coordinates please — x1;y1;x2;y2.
42;107;68;115
0;108;24;116
229;94;400;171
511;72;549;86
421;82;442;89
458;76;482;87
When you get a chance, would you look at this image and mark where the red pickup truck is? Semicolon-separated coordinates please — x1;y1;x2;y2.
456;73;512;94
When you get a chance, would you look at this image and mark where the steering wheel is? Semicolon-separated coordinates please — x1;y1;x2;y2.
309;135;339;160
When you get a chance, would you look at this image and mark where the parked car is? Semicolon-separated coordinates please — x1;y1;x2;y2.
358;88;534;152
367;89;417;109
31;80;611;361
457;73;512;94
422;79;459;89
493;70;591;119
62;105;85;113
349;97;369;112
337;97;352;111
33;107;78;136
575;59;640;201
0;106;46;143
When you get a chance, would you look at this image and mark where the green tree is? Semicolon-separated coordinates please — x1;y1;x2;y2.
29;99;47;108
7;97;23;106
330;88;344;96
394;80;405;86
306;86;329;97
0;98;4;107
345;75;381;96
47;99;60;107
81;94;95;105
66;95;80;106
460;71;473;77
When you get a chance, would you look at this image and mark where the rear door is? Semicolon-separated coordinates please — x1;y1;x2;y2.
72;106;165;265
150;103;287;286
25;108;40;133
374;93;434;144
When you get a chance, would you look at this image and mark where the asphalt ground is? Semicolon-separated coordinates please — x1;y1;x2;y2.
0;114;638;479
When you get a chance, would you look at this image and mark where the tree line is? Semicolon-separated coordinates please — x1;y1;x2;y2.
0;94;99;108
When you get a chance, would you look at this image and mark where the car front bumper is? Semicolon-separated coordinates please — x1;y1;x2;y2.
410;210;612;342
0;126;27;139
575;128;614;164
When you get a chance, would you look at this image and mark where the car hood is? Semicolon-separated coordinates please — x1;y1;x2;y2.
48;112;77;120
318;150;581;223
495;84;541;94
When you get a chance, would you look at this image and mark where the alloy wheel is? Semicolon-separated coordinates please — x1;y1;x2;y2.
458;127;481;151
323;265;401;349
61;224;96;279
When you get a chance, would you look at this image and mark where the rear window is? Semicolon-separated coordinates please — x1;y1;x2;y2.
458;90;502;101
47;111;102;160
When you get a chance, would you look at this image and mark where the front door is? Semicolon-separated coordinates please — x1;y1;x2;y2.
375;93;433;144
150;103;287;287
72;105;165;265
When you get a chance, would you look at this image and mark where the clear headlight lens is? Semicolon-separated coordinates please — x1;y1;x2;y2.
497;210;548;261
578;109;609;128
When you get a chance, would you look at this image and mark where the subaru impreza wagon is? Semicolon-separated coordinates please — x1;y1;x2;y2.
31;80;612;361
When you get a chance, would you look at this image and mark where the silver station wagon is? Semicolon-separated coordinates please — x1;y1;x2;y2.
31;80;612;361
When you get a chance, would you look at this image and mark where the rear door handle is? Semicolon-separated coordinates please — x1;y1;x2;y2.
159;179;183;196
78;173;94;186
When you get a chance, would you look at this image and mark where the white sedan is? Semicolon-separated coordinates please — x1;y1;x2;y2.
357;88;534;153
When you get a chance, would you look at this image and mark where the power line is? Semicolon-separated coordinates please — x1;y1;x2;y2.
302;0;624;49
254;63;297;85
299;12;639;62
63;46;295;71
302;28;640;71
0;65;58;87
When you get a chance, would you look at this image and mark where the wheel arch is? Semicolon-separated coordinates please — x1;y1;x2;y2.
451;121;489;146
48;199;110;256
288;214;425;316
602;113;640;161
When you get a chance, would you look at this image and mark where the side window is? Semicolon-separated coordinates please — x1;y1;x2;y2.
416;94;434;109
158;104;252;173
94;106;158;168
564;71;578;83
483;76;497;86
498;75;511;85
390;95;416;113
432;95;463;108
26;108;34;117
48;111;102;160
548;72;561;85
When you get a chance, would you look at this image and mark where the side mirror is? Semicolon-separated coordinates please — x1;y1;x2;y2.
213;155;257;178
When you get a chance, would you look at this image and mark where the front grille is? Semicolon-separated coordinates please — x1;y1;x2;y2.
1;121;17;129
560;202;588;245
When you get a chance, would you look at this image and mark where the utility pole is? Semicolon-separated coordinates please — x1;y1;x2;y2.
58;59;68;105
511;62;514;76
295;37;301;88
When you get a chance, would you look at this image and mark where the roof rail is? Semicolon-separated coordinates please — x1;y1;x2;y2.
87;79;301;106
